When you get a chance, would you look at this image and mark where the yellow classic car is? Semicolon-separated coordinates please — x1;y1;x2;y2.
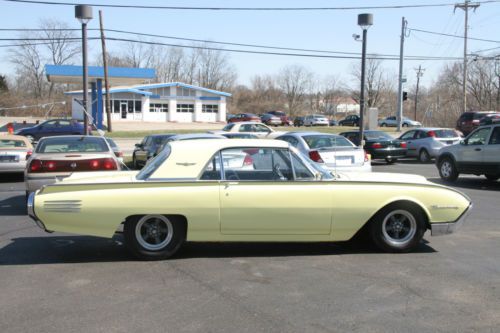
27;139;472;260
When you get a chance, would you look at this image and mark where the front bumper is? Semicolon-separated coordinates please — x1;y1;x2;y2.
26;192;52;233
431;202;473;236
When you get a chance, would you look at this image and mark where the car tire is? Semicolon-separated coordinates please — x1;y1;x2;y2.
418;149;431;163
25;135;35;143
439;157;459;182
485;174;500;181
385;157;397;164
132;154;139;170
403;123;409;127
124;215;186;260
370;203;426;253
380;123;386;127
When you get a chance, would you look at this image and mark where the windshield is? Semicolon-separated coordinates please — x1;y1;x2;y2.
433;130;459;138
365;131;394;140
222;124;235;131
36;137;110;153
136;145;172;180
303;135;354;149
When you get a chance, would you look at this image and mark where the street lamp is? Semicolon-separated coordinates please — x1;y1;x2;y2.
75;5;93;135
357;13;373;148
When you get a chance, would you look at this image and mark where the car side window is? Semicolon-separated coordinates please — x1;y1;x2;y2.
59;120;71;127
44;120;57;128
278;136;299;147
489;127;500;145
239;124;252;132
401;131;415;140
255;124;271;133
200;155;222;180
468;128;490;145
290;153;314;180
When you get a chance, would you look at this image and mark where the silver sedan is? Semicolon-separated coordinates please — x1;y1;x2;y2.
398;128;461;163
0;135;33;173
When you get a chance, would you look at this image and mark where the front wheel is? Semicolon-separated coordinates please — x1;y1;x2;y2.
438;157;459;182
380;123;386;127
124;215;186;260
370;204;426;252
402;123;409;127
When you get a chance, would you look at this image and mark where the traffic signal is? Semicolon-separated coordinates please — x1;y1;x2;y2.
403;91;408;101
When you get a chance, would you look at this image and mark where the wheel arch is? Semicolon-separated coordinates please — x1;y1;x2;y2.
124;214;188;236
437;152;456;165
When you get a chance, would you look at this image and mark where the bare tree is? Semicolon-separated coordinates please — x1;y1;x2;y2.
277;65;312;116
351;58;393;110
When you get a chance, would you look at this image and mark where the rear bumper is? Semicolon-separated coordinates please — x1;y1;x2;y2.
26;192;52;233
370;148;407;159
324;162;372;173
431;203;473;236
26;173;70;193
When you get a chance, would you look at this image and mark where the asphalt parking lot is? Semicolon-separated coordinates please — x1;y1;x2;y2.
0;161;499;333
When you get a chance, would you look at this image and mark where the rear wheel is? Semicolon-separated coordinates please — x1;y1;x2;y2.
438;157;459;182
485;174;500;181
403;123;409;127
380;123;386;127
370;204;426;253
124;215;186;260
418;149;431;163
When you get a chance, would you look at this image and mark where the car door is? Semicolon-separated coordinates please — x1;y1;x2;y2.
482;126;500;175
400;130;417;156
457;127;490;173
219;147;333;235
135;137;151;164
57;120;73;135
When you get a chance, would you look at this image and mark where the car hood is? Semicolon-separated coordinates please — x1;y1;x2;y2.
57;170;140;184
333;171;429;185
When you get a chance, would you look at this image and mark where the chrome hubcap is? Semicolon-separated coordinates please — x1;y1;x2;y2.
441;162;452;177
135;215;173;251
382;210;417;247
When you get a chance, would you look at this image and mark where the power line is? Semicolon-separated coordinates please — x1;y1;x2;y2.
3;0;500;11
409;27;500;43
0;27;465;60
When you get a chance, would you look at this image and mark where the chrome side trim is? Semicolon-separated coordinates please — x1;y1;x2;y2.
431;202;473;236
43;200;82;213
27;192;52;233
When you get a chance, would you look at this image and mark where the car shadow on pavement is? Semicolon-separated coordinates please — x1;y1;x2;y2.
428;177;500;191
0;194;26;216
0;236;436;265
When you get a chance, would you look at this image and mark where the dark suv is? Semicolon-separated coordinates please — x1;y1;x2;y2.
456;111;496;136
15;119;86;142
339;115;360;126
132;134;175;169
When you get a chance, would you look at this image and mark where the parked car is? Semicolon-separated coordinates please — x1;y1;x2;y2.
221;133;259;139
15;119;87;142
25;136;121;196
329;119;338;126
479;113;500;126
260;113;282;126
0;135;33;173
133;134;175;169
340;130;407;164
398;128;461;163
304;114;329;126
210;122;285;139
338;115;360;126
456;111;496;136
266;111;293;126
378;116;421;127
28;139;471;260
293;116;305;127
104;137;124;165
437;124;500;182
276;132;371;172
227;113;261;123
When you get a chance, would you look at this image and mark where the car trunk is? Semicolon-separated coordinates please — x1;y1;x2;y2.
317;147;365;168
0;149;28;163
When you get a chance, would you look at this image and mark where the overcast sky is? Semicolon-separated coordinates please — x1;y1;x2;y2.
1;0;499;89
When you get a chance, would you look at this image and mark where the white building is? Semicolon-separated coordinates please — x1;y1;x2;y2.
67;82;230;123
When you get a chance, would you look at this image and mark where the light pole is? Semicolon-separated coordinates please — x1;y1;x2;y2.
75;5;93;135
357;13;373;148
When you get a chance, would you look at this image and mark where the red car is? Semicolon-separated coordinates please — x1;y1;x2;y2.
267;110;292;126
456;111;496;136
228;113;261;123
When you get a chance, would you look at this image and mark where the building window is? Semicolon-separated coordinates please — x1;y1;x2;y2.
177;104;194;113
128;101;134;113
178;87;196;97
149;103;169;112
202;104;219;113
113;100;120;113
135;101;142;112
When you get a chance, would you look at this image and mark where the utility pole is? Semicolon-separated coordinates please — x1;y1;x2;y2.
455;0;480;114
99;10;112;132
414;65;425;121
396;17;407;132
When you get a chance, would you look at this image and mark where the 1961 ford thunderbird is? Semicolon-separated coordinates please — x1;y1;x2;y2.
28;139;472;260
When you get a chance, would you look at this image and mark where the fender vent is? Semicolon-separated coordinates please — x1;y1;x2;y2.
44;200;82;213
